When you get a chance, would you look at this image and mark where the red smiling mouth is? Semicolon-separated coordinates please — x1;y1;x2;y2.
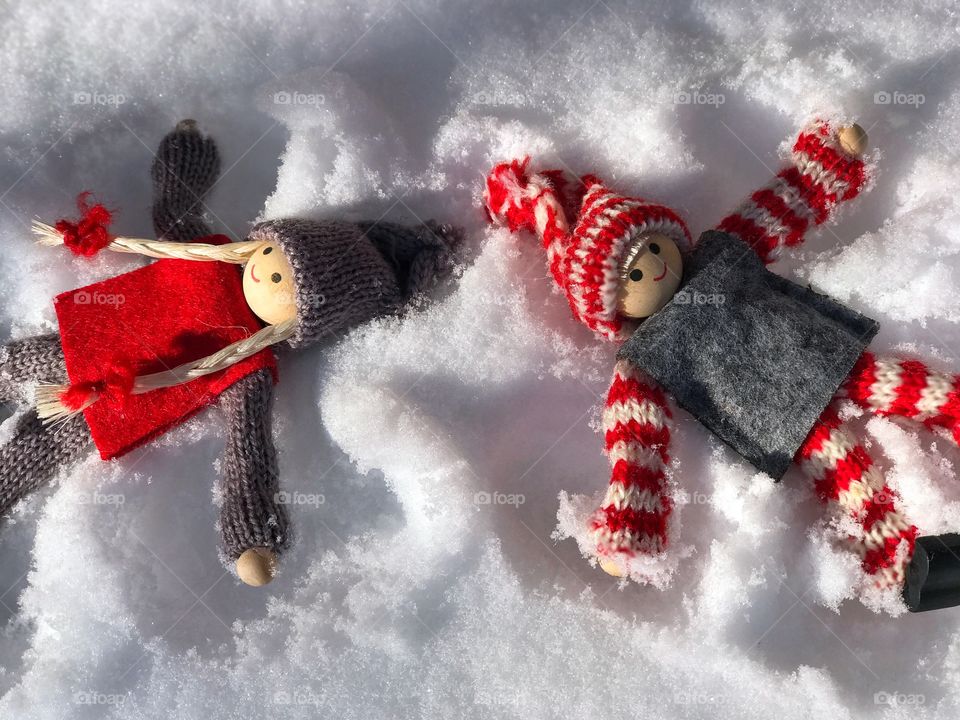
249;263;261;283
653;265;668;282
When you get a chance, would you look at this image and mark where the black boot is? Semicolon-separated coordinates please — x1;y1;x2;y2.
904;534;960;612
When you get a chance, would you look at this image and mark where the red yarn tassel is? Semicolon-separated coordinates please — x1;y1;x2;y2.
53;192;114;257
35;362;137;423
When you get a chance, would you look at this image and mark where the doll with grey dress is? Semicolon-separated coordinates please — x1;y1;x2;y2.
0;120;460;586
486;120;960;613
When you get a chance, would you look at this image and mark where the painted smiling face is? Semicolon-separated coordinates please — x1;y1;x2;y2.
242;241;298;326
616;233;684;319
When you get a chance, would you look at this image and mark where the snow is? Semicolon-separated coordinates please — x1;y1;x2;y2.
1;0;959;717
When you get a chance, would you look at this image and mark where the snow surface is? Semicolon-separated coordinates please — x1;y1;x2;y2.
1;0;960;717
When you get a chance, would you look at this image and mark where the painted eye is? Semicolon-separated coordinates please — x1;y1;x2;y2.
271;273;282;283
629;269;643;282
262;246;273;255
649;243;661;254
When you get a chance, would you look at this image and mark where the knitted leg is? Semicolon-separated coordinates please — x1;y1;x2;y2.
0;411;92;516
217;369;289;566
590;360;674;563
796;403;917;589
151;119;221;242
0;333;66;406
358;220;461;301
844;352;960;445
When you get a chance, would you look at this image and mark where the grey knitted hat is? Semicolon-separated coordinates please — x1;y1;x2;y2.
247;218;461;349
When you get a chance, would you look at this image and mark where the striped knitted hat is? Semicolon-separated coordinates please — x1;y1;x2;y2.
484;159;690;340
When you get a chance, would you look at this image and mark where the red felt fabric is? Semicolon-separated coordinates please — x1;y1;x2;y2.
54;234;278;460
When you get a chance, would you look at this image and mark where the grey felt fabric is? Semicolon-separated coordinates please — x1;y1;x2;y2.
249;217;460;349
151;119;220;242
618;230;879;479
217;367;288;559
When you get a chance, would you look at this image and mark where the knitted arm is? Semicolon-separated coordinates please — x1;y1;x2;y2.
218;368;289;585
715;121;871;264
589;359;674;569
844;352;960;445
151;120;221;242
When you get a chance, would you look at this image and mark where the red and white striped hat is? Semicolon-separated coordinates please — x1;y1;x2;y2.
484;159;690;340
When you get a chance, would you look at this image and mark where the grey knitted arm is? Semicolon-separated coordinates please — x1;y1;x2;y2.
151;120;221;242
0;333;91;515
358;220;461;301
0;333;66;406
217;368;289;563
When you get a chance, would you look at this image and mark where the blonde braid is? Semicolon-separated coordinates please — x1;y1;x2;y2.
32;220;261;264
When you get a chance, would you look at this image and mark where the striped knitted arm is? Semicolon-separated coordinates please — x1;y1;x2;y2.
484;159;575;289
844;352;960;445
716;120;870;264
589;359;673;559
796;403;916;589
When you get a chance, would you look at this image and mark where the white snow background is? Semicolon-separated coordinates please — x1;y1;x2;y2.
1;0;959;718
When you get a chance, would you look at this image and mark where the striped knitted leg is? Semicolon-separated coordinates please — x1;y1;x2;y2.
796;404;917;589
0;333;66;407
151;119;221;242
589;360;673;560
217;368;289;561
844;352;960;445
716;120;870;264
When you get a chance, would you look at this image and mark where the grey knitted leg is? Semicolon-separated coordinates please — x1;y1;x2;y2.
358;220;462;301
0;333;66;406
217;368;289;560
0;411;92;516
151;119;221;242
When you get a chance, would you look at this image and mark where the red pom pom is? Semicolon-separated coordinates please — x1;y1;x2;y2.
55;192;114;257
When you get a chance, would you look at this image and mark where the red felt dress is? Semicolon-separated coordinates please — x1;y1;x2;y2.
53;234;277;460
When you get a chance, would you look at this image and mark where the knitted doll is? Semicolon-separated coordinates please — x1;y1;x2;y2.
0;120;461;586
485;120;960;613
